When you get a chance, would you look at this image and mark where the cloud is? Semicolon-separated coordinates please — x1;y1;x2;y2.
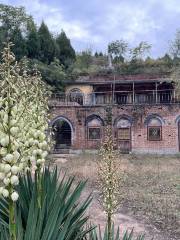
2;0;180;56
6;0;102;47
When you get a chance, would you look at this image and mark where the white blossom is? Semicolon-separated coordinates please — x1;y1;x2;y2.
11;192;19;202
2;189;9;198
4;154;14;163
0;43;50;204
4;164;11;173
10;127;19;136
10;175;19;185
11;166;19;175
0;136;9;147
3;178;10;185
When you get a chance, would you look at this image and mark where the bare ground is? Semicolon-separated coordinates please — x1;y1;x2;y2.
49;153;180;240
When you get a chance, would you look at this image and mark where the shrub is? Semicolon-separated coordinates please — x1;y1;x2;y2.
0;167;93;239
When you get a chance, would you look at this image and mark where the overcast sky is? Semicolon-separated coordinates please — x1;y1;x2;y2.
1;0;180;57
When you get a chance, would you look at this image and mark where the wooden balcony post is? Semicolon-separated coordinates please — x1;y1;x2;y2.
173;89;176;103
133;82;135;104
155;82;158;104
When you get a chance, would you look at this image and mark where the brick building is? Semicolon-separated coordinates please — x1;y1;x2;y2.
49;73;180;154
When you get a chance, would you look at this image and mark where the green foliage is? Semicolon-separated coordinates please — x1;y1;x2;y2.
26;20;40;59
0;167;92;239
10;27;27;60
38;21;56;64
0;4;31;60
169;30;180;59
56;30;76;68
75;49;93;70
130;42;151;61
32;59;67;91
87;225;145;240
108;40;128;63
0;4;31;32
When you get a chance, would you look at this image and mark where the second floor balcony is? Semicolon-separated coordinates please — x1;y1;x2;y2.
50;89;179;107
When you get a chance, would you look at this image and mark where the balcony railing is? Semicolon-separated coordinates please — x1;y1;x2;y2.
49;89;180;106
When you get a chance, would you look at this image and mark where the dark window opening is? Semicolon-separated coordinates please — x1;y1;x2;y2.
148;126;162;141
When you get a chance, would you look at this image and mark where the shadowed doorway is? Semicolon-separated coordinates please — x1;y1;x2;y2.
52;118;72;152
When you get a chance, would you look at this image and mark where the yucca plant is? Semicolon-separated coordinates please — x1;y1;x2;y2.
87;225;145;240
0;167;93;239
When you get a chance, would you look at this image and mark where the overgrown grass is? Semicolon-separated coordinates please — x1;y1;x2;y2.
120;154;180;238
51;153;180;240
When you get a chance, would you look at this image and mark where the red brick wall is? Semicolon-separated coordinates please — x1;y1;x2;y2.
49;104;180;154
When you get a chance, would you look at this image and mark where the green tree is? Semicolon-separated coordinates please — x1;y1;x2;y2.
0;4;30;33
0;4;31;56
130;41;151;61
10;27;27;60
38;21;55;64
94;51;99;57
34;58;67;91
26;20;40;59
160;53;173;67
170;30;180;59
56;30;76;68
108;39;128;62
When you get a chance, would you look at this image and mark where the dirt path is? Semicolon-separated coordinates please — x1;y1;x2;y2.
80;182;168;240
50;154;177;240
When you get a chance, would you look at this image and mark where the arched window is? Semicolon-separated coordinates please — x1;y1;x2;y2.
147;117;162;141
87;118;102;140
116;118;131;140
69;88;83;105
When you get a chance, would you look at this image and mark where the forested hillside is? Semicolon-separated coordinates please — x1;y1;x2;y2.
0;4;180;91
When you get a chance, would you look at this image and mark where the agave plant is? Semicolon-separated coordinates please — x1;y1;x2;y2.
0;167;93;240
87;225;145;240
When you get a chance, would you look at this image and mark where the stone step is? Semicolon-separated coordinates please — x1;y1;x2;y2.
51;153;75;158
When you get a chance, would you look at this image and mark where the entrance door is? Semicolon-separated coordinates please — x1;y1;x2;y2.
118;127;131;153
52;119;72;152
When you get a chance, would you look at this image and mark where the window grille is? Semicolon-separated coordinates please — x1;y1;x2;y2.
118;128;131;140
148;126;162;141
88;127;101;140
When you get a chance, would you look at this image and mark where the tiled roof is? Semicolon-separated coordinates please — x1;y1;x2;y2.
73;73;170;84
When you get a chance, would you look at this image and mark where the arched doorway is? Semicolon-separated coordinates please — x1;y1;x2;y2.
114;117;132;153
52;117;73;152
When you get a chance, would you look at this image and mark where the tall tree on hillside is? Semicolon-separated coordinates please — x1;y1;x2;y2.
56;30;76;68
0;4;31;55
11;27;27;60
38;21;55;64
130;41;151;61
0;4;30;33
170;30;180;60
26;20;40;59
108;39;128;63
